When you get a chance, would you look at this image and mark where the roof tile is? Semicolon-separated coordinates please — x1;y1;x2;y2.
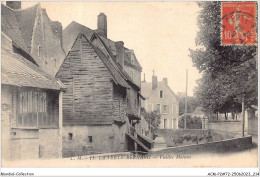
1;48;64;90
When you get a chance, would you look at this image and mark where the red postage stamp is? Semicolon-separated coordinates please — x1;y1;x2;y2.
221;2;257;45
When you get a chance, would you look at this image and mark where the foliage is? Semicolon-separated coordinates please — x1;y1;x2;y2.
141;107;161;129
190;2;257;115
179;96;200;116
178;115;202;129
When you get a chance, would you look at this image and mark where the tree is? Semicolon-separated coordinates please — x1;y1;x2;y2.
179;96;200;116
190;2;257;117
141;107;161;129
178;115;202;129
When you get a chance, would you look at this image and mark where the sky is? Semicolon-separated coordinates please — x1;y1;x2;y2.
21;1;202;96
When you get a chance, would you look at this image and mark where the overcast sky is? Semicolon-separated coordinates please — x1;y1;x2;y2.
21;1;201;96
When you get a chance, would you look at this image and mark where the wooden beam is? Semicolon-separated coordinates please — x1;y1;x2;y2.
59;91;63;158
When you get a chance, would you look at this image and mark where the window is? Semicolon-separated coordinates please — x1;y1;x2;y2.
68;133;73;140
88;136;93;143
160;90;163;98
155;104;160;113
163;119;167;129
172;104;178;114
163;105;168;114
17;89;58;128
38;45;41;58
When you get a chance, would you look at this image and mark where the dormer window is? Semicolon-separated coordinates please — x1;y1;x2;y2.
38;45;41;58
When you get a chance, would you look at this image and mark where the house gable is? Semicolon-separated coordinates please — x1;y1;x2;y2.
149;82;178;103
56;33;134;125
56;34;117;125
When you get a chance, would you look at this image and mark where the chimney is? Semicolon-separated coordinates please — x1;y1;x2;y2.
143;73;146;82
97;13;107;37
115;41;125;70
6;1;21;10
163;78;168;85
152;72;158;90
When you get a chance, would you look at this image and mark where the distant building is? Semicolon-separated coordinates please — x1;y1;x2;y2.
141;73;179;129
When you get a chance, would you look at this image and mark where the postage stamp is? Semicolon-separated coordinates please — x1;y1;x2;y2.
221;2;257;45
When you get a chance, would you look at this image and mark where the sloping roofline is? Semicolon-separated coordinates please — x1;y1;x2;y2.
57;33;130;89
91;32;141;91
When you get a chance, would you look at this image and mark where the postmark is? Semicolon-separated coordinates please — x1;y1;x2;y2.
221;2;257;45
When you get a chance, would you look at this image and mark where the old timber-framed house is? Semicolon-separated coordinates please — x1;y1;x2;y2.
56;13;153;157
1;2;66;161
2;32;65;160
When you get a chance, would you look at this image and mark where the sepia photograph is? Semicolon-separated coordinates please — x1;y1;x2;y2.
0;0;258;175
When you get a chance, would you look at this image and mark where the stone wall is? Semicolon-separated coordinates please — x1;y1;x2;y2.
10;129;39;160
149;136;252;156
207;121;246;133
39;129;61;158
7;128;61;160
62;124;127;157
248;118;258;135
155;129;236;147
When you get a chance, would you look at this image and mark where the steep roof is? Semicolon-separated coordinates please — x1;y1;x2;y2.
63;21;142;70
91;33;140;91
91;42;130;89
1;4;30;54
141;81;178;99
62;21;142;91
98;34;142;70
14;3;39;52
1;48;65;90
61;33;129;89
1;3;40;53
63;21;94;55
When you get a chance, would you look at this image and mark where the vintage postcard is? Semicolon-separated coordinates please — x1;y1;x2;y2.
1;1;258;175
